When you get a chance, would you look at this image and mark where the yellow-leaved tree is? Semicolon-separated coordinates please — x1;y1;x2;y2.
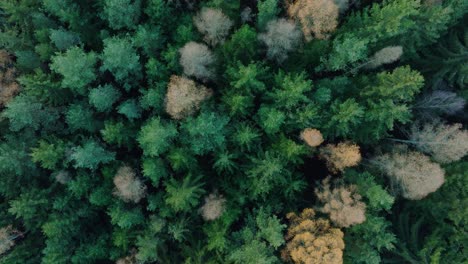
282;208;345;264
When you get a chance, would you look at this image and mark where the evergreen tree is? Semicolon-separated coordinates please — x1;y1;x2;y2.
65;104;98;132
50;47;97;94
221;25;259;65
344;170;396;264
256;0;279;30
30;139;65;170
49;28;81;51
100;37;142;89
137;117;178;157
100;120;135;148
180;111;229;155
88;84;121;113
117;99;142;121
70;140;116;170
165;175;205;212
228;209;285;264
102;0;141;30
322;0;420;70
325;98;364;138
0;1;465;263
2;94;59;132
360;66;424;102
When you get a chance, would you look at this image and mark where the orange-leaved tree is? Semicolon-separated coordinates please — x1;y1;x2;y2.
319;142;361;173
300;128;324;147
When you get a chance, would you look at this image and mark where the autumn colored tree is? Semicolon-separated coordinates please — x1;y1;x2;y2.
0;0;465;263
371;148;445;200
300;128;324;147
405;121;468;164
286;0;339;41
350;46;404;73
0;226;22;255
199;193;226;221
365;46;403;69
54;170;71;184
179;41;216;80
258;18;302;63
165;75;212;120
116;251;138;264
193;8;233;46
413;90;466;117
315;177;366;227
282;208;345;264
319;142;361;173
113;166;147;203
0;50;20;107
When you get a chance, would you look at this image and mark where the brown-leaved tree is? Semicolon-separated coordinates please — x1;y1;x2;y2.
165;75;213;120
315;177;366;227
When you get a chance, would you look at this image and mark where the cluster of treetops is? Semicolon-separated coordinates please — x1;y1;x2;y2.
0;0;467;263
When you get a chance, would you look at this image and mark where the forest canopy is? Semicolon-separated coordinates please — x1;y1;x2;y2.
0;0;467;263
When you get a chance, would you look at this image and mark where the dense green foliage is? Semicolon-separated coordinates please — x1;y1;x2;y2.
0;0;466;263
